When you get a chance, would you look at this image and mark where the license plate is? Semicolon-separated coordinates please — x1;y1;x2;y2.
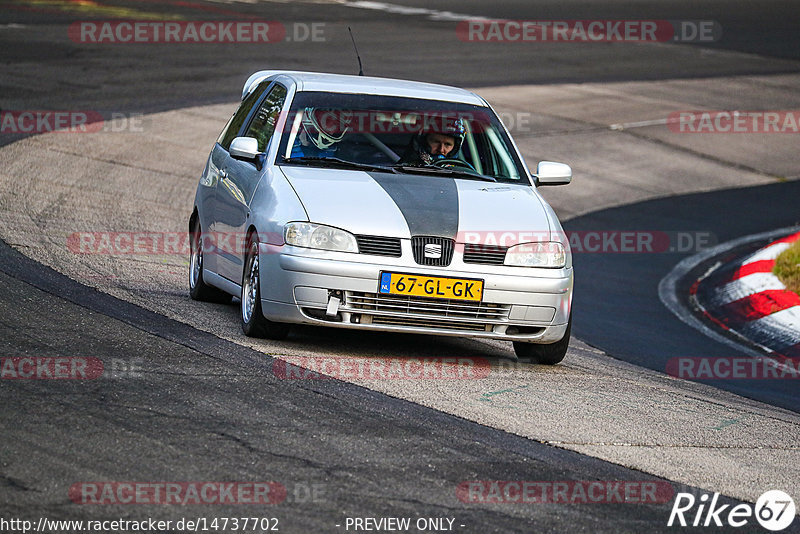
379;272;483;301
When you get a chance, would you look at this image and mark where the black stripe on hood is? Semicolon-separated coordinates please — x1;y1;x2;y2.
367;172;459;238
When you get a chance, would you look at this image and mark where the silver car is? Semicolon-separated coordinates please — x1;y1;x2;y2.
189;71;573;363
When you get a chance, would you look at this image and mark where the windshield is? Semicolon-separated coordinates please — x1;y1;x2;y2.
275;92;529;183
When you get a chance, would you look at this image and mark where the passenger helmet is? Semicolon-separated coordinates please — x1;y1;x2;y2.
300;108;348;150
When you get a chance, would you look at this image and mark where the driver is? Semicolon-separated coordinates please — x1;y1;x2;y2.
398;116;465;166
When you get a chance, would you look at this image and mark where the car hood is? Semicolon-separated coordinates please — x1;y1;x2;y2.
279;166;554;242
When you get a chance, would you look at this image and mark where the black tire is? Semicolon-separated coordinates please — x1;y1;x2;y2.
240;233;290;340
189;218;232;303
513;314;572;365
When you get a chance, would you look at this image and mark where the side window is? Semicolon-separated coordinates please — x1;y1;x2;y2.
242;84;288;152
217;80;272;150
485;127;520;180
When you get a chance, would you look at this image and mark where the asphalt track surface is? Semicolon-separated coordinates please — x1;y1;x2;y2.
567;181;800;411
1;0;800;532
0;240;704;532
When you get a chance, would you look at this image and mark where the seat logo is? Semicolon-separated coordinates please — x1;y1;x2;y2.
424;244;443;259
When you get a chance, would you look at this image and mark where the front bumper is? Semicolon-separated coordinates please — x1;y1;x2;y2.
258;244;573;343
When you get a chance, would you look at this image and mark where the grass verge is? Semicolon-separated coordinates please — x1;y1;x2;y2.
773;238;800;294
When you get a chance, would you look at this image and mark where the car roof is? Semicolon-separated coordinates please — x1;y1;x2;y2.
242;70;486;105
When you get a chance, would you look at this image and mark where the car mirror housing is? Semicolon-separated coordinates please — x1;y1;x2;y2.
230;136;265;170
533;161;572;186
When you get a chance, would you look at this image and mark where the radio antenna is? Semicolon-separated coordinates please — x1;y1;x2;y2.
348;27;364;76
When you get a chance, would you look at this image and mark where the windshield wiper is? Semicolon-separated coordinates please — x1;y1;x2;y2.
392;165;497;182
281;157;395;173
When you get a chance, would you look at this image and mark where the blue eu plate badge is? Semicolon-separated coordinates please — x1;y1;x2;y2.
379;272;391;293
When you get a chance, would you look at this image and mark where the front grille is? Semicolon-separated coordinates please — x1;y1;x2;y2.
346;292;509;333
411;236;454;266
356;235;402;257
463;244;508;265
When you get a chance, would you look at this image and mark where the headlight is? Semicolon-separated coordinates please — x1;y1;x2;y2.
504;242;566;268
284;222;358;253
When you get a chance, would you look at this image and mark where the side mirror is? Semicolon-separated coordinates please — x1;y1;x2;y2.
230;136;266;170
534;161;572;186
230;136;259;160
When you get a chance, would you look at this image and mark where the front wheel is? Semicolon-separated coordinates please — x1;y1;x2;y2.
189;219;232;303
513;314;571;365
241;234;290;340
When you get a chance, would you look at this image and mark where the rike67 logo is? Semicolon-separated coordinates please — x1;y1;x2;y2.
668;490;795;531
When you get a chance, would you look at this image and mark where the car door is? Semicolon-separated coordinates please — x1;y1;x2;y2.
201;80;272;275
215;82;288;283
197;144;227;275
